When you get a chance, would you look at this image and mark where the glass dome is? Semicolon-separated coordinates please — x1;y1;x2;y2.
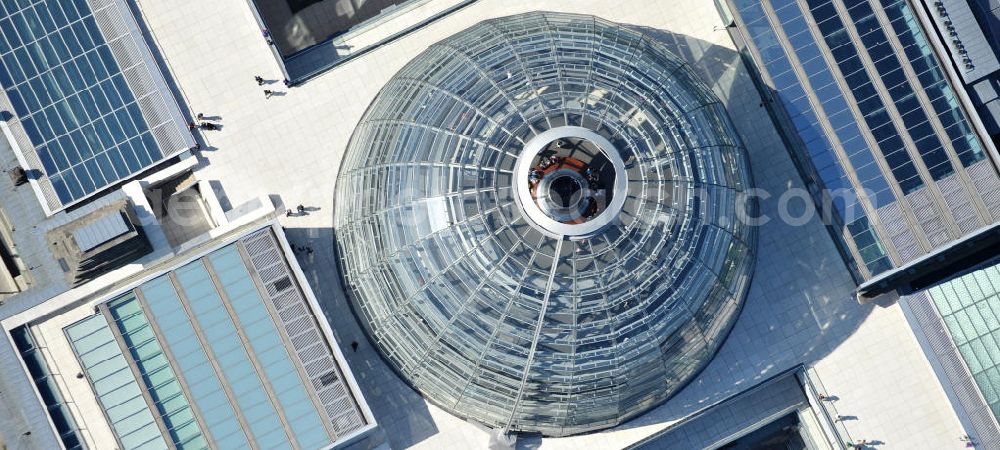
334;11;757;437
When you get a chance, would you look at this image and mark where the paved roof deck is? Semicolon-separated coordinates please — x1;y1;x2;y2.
119;0;973;448
0;0;980;449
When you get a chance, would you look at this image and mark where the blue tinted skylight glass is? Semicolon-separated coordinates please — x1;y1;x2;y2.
65;314;169;450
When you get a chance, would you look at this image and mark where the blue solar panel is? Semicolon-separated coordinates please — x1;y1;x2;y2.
0;0;167;206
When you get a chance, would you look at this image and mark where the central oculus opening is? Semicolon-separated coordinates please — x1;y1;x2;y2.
514;127;628;238
528;136;617;225
548;174;584;207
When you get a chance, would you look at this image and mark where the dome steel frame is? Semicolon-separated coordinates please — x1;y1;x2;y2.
334;11;758;436
513;126;627;238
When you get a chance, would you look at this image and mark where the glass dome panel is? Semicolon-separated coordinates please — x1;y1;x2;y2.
334;11;757;437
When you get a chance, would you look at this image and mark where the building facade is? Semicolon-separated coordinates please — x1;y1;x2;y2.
726;0;1000;445
725;0;1000;281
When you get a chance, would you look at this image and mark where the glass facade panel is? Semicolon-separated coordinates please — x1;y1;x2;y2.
732;0;997;276
840;0;955;180
81;240;353;449
807;0;925;194
65;314;168;450
107;294;209;450
171;261;292;450
11;326;86;450
929;262;1000;422
880;0;986;167
206;245;331;450
770;1;894;207
335;12;757;436
140;278;251;450
732;0;892;275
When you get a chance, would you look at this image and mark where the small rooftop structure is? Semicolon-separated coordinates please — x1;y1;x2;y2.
70;207;132;252
46;199;151;287
0;207;24;295
246;0;478;81
143;170;216;248
252;0;414;58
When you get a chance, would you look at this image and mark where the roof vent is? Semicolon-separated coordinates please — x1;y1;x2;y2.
319;371;338;387
7;167;27;187
272;276;292;292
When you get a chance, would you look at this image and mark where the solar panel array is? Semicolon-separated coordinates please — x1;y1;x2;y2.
0;0;190;211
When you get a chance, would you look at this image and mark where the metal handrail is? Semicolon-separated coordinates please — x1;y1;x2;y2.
801;366;856;449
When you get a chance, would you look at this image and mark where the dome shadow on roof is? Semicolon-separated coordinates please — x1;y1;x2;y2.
334;11;758;437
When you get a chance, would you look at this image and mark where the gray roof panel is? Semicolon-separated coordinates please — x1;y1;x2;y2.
71;211;130;252
926;0;1000;82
